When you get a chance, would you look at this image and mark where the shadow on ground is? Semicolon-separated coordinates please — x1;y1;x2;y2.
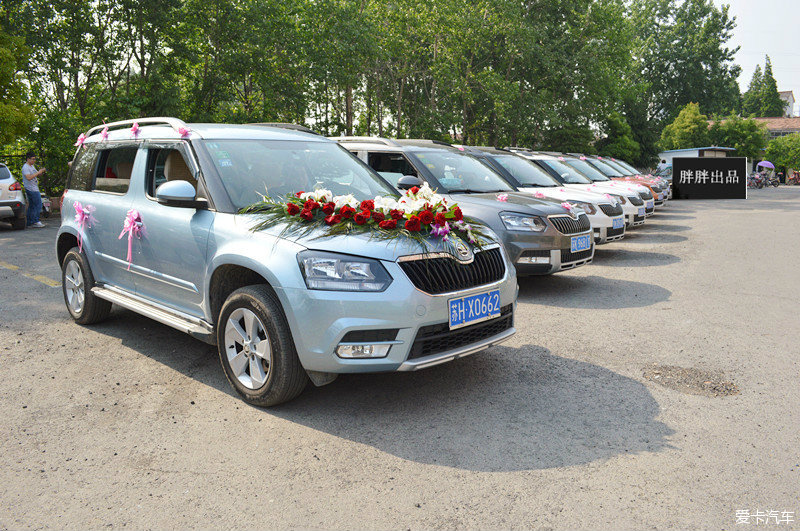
592;248;680;267
518;274;671;309
622;232;688;244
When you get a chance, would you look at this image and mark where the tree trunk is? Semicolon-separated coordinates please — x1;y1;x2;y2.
345;85;353;135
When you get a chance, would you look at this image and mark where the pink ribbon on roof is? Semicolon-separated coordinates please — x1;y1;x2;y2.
496;193;508;202
74;133;86;149
533;191;546;198
580;156;586;160
73;201;96;253
177;126;191;138
100;126;109;141
118;210;145;270
130;122;141;138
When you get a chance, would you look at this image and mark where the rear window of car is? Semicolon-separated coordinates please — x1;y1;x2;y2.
68;145;99;191
0;165;11;180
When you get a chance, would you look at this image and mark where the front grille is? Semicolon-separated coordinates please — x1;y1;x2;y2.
399;247;505;295
407;305;513;360
651;185;662;193
645;205;655;214
628;195;644;206
520;249;551;258
633;214;645;223
599;203;623;217
606;226;625;237
639;191;653;201
561;246;594;263
548;213;591;234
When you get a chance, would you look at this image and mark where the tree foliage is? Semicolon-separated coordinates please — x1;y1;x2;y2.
659;103;711;151
708;114;768;160
742;56;786;117
765;134;800;171
0;25;33;146
596;112;641;161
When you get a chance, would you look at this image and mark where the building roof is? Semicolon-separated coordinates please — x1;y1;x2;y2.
778;90;794;98
752;117;800;131
660;146;736;154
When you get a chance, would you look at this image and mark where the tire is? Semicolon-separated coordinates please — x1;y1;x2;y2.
216;285;308;406
10;215;26;230
62;247;112;324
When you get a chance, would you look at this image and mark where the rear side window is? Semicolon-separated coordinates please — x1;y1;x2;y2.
68;145;99;191
93;147;138;194
367;152;417;187
0;165;11;180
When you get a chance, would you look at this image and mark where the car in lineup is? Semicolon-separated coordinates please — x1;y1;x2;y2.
583;156;669;206
0;163;28;229
459;146;626;244
336;137;595;275
56;119;519;406
600;156;672;199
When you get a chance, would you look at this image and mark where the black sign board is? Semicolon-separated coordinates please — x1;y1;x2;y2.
672;157;747;199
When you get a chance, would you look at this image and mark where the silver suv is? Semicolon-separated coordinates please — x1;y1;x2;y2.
56;119;517;406
0;163;27;229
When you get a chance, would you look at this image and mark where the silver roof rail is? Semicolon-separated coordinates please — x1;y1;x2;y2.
85;117;190;137
247;122;317;134
333;136;399;146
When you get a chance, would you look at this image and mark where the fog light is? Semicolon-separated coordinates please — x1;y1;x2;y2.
517;256;550;264
336;343;391;359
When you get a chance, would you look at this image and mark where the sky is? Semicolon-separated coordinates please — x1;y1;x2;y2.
712;0;800;115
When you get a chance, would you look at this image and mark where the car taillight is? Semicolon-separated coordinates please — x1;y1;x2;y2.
60;189;67;210
9;182;21;191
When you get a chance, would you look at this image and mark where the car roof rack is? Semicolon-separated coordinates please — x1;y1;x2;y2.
247;122;317;134
395;139;453;147
334;136;400;146
86;117;190;138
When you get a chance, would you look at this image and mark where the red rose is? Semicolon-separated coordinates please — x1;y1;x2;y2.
372;211;385;223
360;200;375;211
453;207;463;221
390;209;404;220
324;214;343;225
339;205;356;218
405;216;421;232
304;199;320;211
286;203;300;215
295;191;304;198
299;209;314;221
434;212;446;225
418;210;434;225
378;219;397;229
410;186;419;195
322;202;335;215
354;210;370;225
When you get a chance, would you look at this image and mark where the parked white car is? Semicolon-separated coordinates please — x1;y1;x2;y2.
0;163;27;230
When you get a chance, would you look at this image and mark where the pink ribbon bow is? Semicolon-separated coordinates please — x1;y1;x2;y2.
497;193;508;202
118;210;144;270
177;126;191;138
558;156;565;161
533;191;546;199
604;193;614;202
130;122;140;138
73;201;96;253
100;126;109;141
74;133;86;149
580;156;586;160
561;202;574;211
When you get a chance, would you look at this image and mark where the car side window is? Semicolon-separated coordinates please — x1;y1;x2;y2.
367;153;417;187
68;144;99;191
145;146;197;199
92;147;138;194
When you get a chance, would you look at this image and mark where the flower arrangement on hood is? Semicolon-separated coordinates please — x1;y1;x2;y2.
242;182;489;247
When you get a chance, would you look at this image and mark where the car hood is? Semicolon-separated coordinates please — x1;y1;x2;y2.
447;192;572;216
589;180;650;194
516;186;613;204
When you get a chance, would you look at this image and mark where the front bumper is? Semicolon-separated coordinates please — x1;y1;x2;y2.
591;213;626;244
278;249;518;374
502;227;594;275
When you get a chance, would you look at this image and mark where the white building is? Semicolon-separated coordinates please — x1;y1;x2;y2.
778;90;795;117
657;146;736;166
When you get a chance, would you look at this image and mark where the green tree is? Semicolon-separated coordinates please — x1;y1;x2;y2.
708;114;768;160
759;56;785;117
659;103;710;150
765;133;800;171
741;64;762;116
596;112;641;161
0;27;34;146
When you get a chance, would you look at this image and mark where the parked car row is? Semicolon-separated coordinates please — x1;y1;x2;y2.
56;119;672;406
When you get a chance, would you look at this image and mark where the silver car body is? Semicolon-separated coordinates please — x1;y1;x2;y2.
0;163;27;228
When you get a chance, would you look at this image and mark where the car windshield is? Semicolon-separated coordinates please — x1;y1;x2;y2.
0;165;11;180
538;160;592;184
562;159;611;182
489;154;560;187
598;158;633;176
414;150;514;193
612;159;640;175
198;140;396;209
588;159;625;177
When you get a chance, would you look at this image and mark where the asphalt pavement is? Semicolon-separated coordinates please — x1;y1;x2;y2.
0;188;798;530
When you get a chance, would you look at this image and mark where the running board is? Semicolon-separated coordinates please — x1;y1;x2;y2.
92;285;216;344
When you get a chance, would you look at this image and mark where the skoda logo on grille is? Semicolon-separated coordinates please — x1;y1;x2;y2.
455;241;472;261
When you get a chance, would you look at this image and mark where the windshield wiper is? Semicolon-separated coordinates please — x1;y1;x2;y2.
448;188;495;194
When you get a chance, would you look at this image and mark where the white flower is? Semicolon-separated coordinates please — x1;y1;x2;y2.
333;194;359;209
373;196;398;212
300;189;333;203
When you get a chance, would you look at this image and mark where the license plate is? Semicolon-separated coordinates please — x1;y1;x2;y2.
646;201;654;209
612;217;624;229
658;193;664;200
570;234;592;252
449;290;501;330
637;207;645;217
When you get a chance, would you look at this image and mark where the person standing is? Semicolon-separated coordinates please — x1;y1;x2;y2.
656;159;668;173
21;152;46;228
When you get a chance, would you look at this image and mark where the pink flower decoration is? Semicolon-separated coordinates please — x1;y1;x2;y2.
597;156;604;160
100;127;109;141
177;126;191;138
130;122;140;138
118;210;145;270
558;156;565;161
496;193;508;202
580;156;586;160
431;222;450;237
73;201;96;253
604;193;613;201
533;191;546;198
561;202;574;211
559;188;566;192
74;133;86;149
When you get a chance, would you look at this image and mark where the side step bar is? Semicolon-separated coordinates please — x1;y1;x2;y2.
92;285;216;344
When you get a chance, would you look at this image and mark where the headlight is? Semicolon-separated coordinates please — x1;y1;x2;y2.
612;194;626;204
298;251;392;292
499;213;547;232
569;201;597;215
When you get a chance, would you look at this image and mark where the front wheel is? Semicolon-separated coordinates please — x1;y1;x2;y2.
62;247;112;324
216;285;308;406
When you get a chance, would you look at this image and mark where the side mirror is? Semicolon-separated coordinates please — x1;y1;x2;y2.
397;175;423;190
156;180;207;208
